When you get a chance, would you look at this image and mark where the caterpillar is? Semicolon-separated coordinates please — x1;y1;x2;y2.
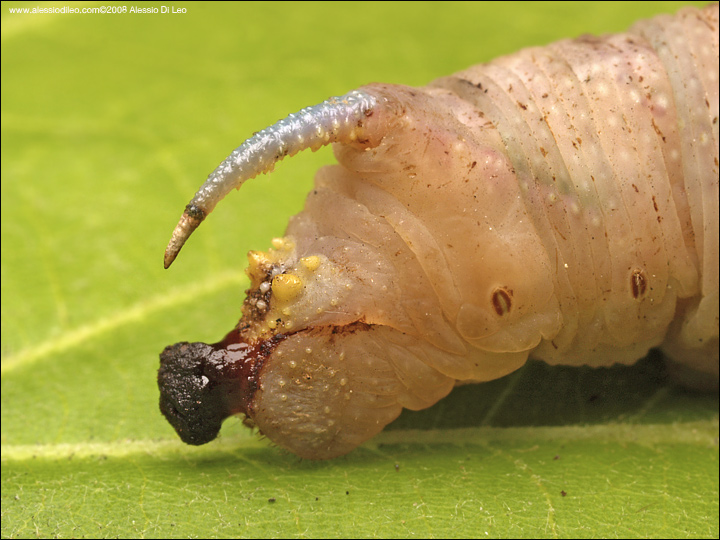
158;4;719;459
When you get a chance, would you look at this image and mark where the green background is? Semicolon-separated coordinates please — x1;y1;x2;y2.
2;1;717;538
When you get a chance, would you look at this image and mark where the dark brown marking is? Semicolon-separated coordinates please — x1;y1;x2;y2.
631;269;647;300
492;287;513;316
184;203;206;220
651;118;666;142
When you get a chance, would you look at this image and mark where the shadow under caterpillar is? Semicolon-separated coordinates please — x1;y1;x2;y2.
158;4;719;459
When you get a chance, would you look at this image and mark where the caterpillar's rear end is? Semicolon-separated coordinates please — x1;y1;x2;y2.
159;4;719;459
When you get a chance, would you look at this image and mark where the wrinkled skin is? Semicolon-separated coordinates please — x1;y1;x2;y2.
159;5;719;459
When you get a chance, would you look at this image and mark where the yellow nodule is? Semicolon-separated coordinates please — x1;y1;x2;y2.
272;274;303;302
271;236;295;251
246;250;270;277
300;255;321;271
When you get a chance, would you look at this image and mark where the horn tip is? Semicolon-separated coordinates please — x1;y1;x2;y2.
163;206;206;269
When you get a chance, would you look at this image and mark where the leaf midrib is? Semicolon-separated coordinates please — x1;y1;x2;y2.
2;421;715;462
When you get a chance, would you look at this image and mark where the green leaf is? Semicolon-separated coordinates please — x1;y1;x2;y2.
2;1;716;538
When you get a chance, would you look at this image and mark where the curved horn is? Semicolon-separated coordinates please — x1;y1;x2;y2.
164;89;379;268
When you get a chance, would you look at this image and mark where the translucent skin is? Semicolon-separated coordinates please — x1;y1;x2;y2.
160;5;719;459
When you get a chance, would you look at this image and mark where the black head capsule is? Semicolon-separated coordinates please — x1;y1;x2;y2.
158;329;287;445
158;339;251;445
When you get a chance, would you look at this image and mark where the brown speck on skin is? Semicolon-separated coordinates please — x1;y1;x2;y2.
651;118;666;142
631;269;647;300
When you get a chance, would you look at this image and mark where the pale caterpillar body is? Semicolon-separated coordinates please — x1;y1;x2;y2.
158;4;719;459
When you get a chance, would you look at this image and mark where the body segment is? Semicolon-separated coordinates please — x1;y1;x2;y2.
159;4;719;458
